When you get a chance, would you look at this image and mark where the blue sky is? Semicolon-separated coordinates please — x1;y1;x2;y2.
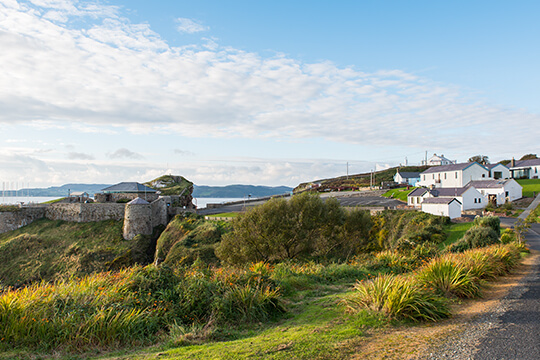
1;0;539;189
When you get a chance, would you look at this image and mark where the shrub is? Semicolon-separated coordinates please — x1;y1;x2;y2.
418;258;481;298
449;226;499;252
500;229;516;244
473;216;501;234
347;274;450;322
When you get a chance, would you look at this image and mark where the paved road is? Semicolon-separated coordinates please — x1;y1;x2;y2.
426;223;540;359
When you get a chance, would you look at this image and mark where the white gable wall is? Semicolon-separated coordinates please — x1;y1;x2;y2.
421;201;462;219
477;180;522;205
489;164;510;179
418;163;489;188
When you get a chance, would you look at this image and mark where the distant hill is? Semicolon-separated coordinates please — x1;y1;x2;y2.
294;166;429;193
4;184;111;197
193;185;293;198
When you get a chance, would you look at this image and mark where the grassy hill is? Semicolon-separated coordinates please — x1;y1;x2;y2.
145;175;193;196
0;219;156;287
294;165;428;193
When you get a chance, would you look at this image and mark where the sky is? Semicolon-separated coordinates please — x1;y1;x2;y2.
1;0;539;189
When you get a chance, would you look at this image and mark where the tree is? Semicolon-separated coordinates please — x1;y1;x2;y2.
468;155;490;165
520;154;538;160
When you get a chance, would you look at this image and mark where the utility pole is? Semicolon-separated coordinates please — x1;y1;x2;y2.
370;169;373;189
346;162;349;179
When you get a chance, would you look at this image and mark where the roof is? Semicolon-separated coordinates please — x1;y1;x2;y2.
429;187;469;197
422;197;462;205
397;171;421;179
421;162;484;174
467;180;509;189
127;197;150;205
101;182;157;193
408;188;428;197
511;159;540;168
484;163;508;170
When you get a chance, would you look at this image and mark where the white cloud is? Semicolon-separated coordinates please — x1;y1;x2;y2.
107;148;143;160
67;151;94;160
0;0;539;188
176;17;208;34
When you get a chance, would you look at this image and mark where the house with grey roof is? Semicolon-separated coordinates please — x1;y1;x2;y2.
421;153;456;166
421;197;462;219
509;158;540;179
467;179;522;206
394;170;421;186
417;162;490;188
484;163;510;180
95;182;158;203
408;185;484;211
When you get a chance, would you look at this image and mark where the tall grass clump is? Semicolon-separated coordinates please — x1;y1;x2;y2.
346;274;450;322
418;258;481;298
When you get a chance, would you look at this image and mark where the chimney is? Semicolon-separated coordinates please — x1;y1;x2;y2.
511;157;515;167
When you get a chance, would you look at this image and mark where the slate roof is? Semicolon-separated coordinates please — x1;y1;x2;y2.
421;162;484;174
511;159;540;168
101;182;157;193
421;197;462;205
127;197;150;205
467;180;508;189
408;188;428;197
397;172;421;179
484;163;508;170
429;187;469;197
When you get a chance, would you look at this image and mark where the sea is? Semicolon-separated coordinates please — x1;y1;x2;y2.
0;196;244;209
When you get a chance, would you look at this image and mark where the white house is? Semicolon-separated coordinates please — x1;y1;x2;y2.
394;170;421;186
485;163;510;180
509;158;540;179
468;179;522;206
417;162;489;188
421;198;462;219
408;186;485;211
422;153;456;166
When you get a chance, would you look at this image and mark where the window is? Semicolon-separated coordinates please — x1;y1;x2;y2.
506;191;509;197
455;172;458;179
444;173;447;179
478;198;481;203
482;174;485;178
432;174;435;179
494;171;502;179
423;175;426;181
474;198;477;203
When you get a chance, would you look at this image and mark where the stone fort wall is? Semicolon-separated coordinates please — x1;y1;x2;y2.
46;203;125;222
0;207;47;234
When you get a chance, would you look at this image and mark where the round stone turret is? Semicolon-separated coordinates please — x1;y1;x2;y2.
123;197;152;240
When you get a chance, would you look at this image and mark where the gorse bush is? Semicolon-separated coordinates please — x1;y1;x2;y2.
449;225;500;252
216;193;372;265
473;216;501;234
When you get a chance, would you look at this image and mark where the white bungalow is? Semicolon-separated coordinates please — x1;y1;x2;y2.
417;162;489;188
408;186;485;211
394;170;421;186
509;158;540;179
468;179;522;206
421;198;462;219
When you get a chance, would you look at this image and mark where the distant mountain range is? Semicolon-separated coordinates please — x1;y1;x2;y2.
3;183;293;198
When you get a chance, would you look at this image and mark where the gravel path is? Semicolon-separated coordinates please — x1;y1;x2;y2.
424;224;540;360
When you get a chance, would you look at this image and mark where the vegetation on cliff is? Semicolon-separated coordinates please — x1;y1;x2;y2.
145;175;194;196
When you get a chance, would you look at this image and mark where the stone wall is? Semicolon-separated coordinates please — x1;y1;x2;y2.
123;203;153;240
46;203;125;222
151;197;169;228
0;207;47;234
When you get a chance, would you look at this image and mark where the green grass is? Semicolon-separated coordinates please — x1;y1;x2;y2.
0;219;141;286
41;197;66;204
206;212;240;218
516;179;540;198
382;187;415;202
440;222;474;248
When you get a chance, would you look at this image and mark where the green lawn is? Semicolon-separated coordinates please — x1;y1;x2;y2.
382;187;415;202
440;222;474;248
206;212;240;218
516;179;540;198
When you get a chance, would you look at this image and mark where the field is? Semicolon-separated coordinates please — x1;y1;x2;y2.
382;187;415;202
516;179;540;198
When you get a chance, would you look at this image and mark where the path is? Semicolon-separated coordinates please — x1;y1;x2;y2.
425;223;540;359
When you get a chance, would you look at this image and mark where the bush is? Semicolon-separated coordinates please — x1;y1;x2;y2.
346;274;450;322
449;226;499;252
500;229;516;244
216;193;373;265
418;259;481;298
473;216;501;234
